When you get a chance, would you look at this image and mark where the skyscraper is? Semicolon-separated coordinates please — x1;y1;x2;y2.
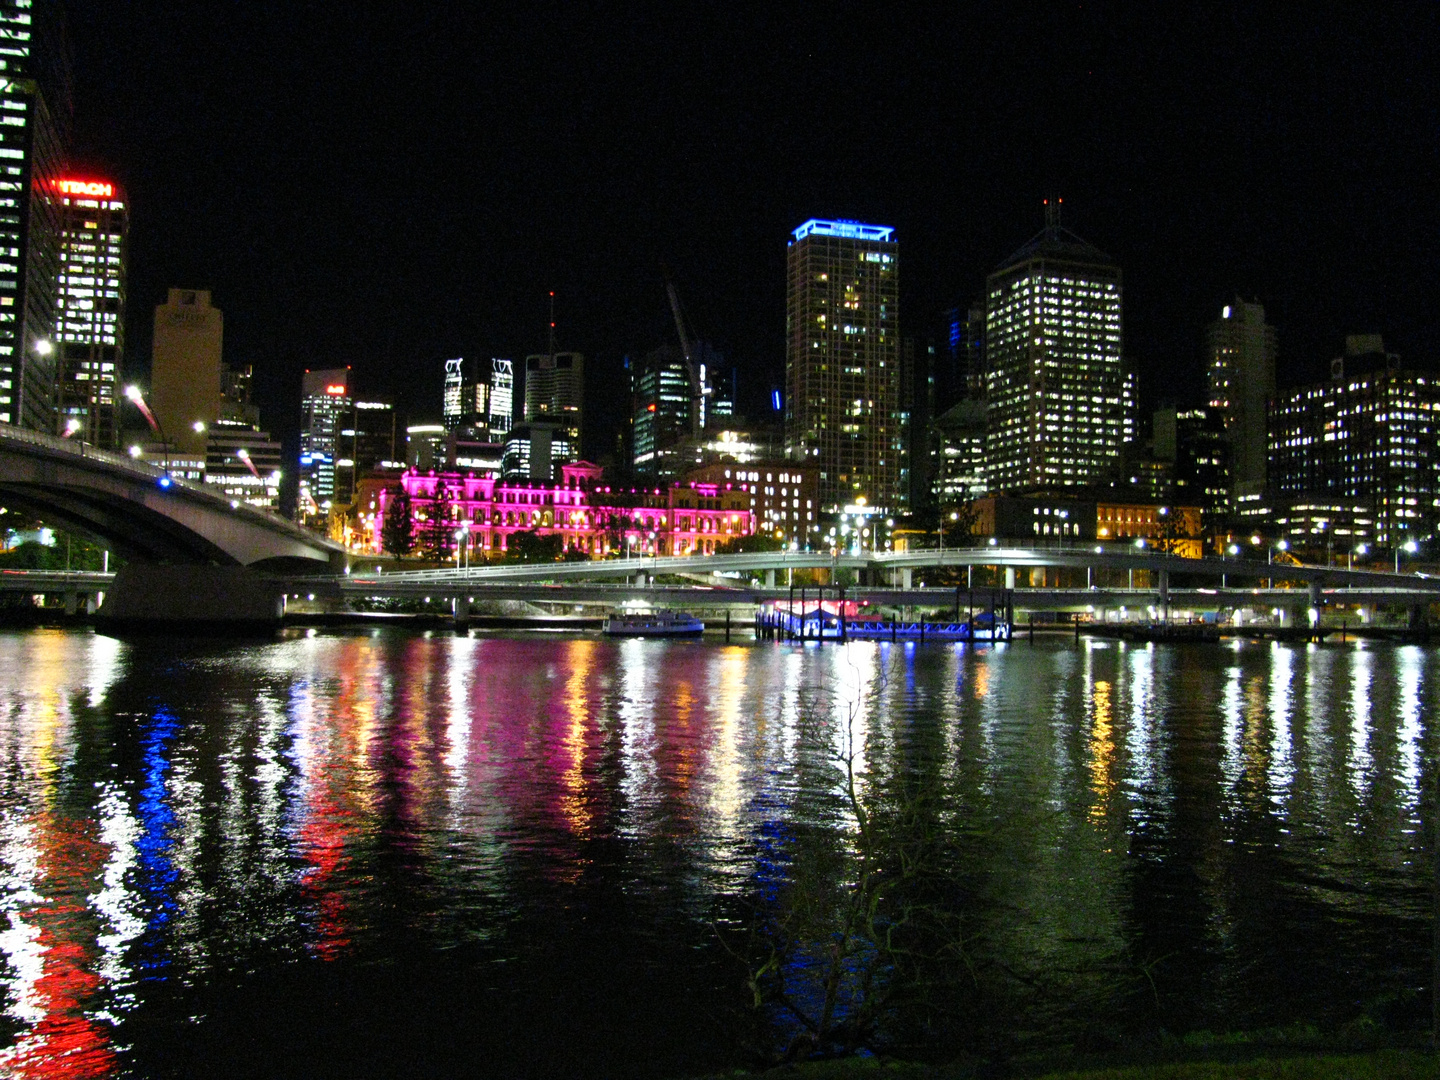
0;0;69;432
631;343;694;482
151;288;223;457
984;203;1125;493
1206;298;1276;505
523;351;583;473
54;177;125;447
784;218;900;515
487;358;513;443
299;367;350;517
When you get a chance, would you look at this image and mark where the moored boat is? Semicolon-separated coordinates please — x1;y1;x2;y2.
602;610;705;636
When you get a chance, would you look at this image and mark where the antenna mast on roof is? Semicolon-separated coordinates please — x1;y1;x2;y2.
547;291;557;357
1044;196;1063;232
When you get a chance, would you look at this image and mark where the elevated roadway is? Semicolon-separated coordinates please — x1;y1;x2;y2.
0;422;343;569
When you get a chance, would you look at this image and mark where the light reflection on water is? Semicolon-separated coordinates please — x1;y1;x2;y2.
0;629;1435;1077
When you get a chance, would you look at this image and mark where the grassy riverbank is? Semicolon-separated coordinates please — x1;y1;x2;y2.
692;1049;1440;1079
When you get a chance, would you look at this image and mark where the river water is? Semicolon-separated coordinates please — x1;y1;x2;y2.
0;627;1435;1077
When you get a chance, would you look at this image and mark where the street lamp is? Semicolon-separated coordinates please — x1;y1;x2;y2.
1350;543;1367;572
1398;539;1418;574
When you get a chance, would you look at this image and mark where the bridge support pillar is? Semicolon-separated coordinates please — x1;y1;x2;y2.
1308;580;1324;626
96;565;287;630
765;569;775;588
1004;566;1015;590
63;589;78;616
453;594;471;630
901;568;912;590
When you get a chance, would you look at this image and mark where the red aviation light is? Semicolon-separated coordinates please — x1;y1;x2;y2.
57;179;115;198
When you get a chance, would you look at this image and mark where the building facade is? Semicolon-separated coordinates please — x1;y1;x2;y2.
984;203;1126;493
684;461;818;546
151;288;223;457
0;0;68;433
1206;299;1276;505
1268;339;1440;547
784;218;901;515
367;461;755;559
53;177;124;447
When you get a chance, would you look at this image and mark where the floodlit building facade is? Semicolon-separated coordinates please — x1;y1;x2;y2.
984;203;1126;493
0;0;68;433
368;461;755;558
1206;299;1276;505
784;218;901;515
151;289;223;457
1268;337;1440;547
54;178;125;447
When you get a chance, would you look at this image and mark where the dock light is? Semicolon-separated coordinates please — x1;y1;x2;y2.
1134;538;1146;549
1406;540;1419;553
1277;539;1289;551
192;420;206;433
1227;544;1240;556
62;417;81;437
157;475;172;489
128;444;142;458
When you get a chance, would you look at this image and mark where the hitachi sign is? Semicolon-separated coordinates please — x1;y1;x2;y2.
57;179;115;198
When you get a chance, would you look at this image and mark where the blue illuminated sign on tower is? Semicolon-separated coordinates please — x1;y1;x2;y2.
790;219;895;244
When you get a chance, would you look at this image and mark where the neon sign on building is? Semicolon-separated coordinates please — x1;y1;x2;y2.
57;179;116;198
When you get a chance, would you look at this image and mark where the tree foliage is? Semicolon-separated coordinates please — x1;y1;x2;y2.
423;486;455;561
504;530;564;563
717;532;785;555
380;487;414;556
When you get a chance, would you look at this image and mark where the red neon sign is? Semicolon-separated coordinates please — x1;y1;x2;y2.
324;384;347;396
57;179;115;198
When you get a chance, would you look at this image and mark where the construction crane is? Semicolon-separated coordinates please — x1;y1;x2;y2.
661;264;708;438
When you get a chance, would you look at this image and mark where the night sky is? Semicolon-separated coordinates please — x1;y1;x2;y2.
64;2;1440;463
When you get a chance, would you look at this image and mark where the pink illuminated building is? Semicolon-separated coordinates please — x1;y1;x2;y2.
366;461;755;558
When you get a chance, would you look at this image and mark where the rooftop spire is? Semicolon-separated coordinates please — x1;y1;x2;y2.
1044;196;1062;232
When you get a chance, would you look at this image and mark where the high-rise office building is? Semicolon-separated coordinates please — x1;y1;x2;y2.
1207;299;1276;505
1153;405;1230;526
631;343;694;482
784;218;900;515
523;351;583;475
984;202;1125;493
488;358;514;443
335;399;400;503
151;288;223;457
1269;336;1439;547
53;177;125;447
0;0;69;432
299;367;350;516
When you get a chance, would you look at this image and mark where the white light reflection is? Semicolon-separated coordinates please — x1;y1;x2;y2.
1267;643;1296;800
91;783;144;994
85;632;125;709
1219;663;1244;794
1347;647;1373;799
1396;647;1423;803
444;635;478;809
1125;646;1159;799
616;639;661;838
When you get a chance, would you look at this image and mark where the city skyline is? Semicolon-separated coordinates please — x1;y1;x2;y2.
58;4;1438;462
